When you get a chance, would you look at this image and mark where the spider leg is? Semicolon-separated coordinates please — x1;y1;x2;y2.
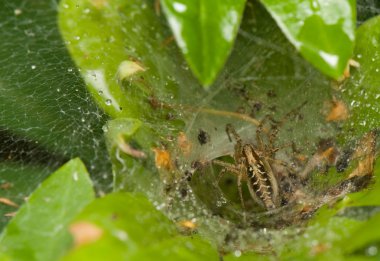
226;123;242;143
237;171;247;220
226;124;244;163
213;159;247;219
273;102;307;141
256;120;268;155
257;102;307;157
266;157;290;166
265;157;297;175
213;159;238;170
216;168;227;184
213;160;248;181
256;115;282;157
274;101;307;130
271;142;305;168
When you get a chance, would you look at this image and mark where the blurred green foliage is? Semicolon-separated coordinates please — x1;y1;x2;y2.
0;0;379;260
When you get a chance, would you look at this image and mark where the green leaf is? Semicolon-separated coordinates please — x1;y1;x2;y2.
161;0;246;87
59;0;139;119
130;236;218;260
0;252;11;261
267;204;363;260
224;252;271;261
58;0;199;119
342;15;380;136
0;163;48;230
343;212;380;255
62;192;218;260
260;0;356;79
0;158;95;261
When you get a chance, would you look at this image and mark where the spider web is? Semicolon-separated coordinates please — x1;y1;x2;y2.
0;0;378;242
118;0;380;251
0;0;111;229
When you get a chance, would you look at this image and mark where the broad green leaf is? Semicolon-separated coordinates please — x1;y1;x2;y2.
0;252;11;261
62;192;218;261
225;252;271;260
161;0;246;87
0;158;95;261
260;0;356;79
59;0;139;119
59;0;199;119
341;15;380;136
130;237;219;260
0;163;48;230
345;257;380;261
342;212;380;255
332;16;380;209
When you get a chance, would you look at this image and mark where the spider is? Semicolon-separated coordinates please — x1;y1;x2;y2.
212;122;283;210
209;102;322;212
212;119;378;214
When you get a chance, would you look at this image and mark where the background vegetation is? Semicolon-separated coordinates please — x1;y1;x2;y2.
0;0;379;260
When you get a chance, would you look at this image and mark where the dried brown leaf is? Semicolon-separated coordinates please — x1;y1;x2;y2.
152;148;174;171
0;197;19;208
